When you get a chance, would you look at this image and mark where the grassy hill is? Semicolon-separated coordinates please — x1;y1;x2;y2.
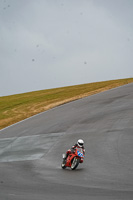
0;78;133;130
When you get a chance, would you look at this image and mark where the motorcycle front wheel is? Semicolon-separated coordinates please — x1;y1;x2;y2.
71;157;80;170
61;159;66;169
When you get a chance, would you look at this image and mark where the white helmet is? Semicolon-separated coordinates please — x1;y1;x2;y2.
77;139;84;147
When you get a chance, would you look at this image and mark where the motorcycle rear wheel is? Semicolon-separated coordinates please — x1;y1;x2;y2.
71;157;80;170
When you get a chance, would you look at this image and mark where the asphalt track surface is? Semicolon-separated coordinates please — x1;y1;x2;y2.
0;83;133;200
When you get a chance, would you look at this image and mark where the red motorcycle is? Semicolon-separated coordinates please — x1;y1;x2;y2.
61;148;85;170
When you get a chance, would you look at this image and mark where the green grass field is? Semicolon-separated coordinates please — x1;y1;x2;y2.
0;78;133;130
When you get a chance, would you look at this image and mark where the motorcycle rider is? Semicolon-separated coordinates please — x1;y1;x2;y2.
64;139;85;160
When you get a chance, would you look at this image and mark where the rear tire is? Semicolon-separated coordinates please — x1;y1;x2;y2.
71;157;80;170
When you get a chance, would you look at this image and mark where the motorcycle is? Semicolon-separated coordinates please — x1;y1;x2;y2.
61;148;85;170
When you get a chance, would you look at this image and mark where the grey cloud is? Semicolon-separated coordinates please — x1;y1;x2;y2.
0;0;133;96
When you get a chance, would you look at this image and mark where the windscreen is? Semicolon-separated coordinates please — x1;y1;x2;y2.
76;148;83;153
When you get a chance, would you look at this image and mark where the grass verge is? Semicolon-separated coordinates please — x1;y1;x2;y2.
0;78;133;130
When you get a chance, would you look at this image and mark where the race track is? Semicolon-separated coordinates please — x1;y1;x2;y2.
0;83;133;200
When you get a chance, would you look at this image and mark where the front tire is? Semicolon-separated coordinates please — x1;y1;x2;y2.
61;159;66;169
71;157;80;170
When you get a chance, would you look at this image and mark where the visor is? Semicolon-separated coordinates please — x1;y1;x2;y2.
78;142;83;146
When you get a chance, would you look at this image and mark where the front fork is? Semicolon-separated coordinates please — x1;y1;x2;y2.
62;154;66;164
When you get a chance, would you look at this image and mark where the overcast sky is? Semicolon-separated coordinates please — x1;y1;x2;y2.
0;0;133;96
